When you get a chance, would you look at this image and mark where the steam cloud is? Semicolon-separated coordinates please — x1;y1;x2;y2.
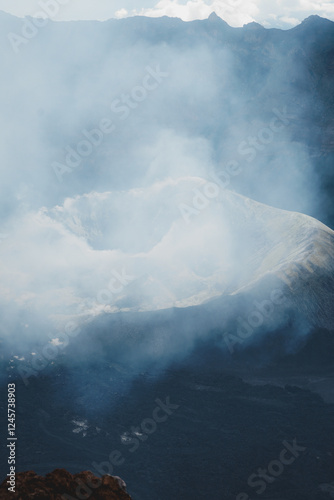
0;12;329;371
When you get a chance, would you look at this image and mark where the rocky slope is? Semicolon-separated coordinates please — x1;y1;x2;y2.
0;469;132;499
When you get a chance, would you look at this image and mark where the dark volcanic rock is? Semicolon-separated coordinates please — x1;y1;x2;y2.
0;469;132;499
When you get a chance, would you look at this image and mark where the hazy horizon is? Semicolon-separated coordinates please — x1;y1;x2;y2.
0;0;333;29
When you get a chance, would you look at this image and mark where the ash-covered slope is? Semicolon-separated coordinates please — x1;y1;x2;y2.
1;179;333;361
212;188;334;330
57;184;334;370
82;182;334;327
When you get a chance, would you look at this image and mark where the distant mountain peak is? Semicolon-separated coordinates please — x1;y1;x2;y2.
243;21;265;30
208;12;221;21
303;14;325;22
300;14;334;27
207;12;231;28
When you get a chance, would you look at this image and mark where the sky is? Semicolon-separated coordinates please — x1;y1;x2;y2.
0;0;333;29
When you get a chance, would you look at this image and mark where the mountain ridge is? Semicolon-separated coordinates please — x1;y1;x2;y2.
0;9;333;32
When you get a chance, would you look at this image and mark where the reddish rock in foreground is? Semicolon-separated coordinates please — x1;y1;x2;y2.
0;469;132;499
